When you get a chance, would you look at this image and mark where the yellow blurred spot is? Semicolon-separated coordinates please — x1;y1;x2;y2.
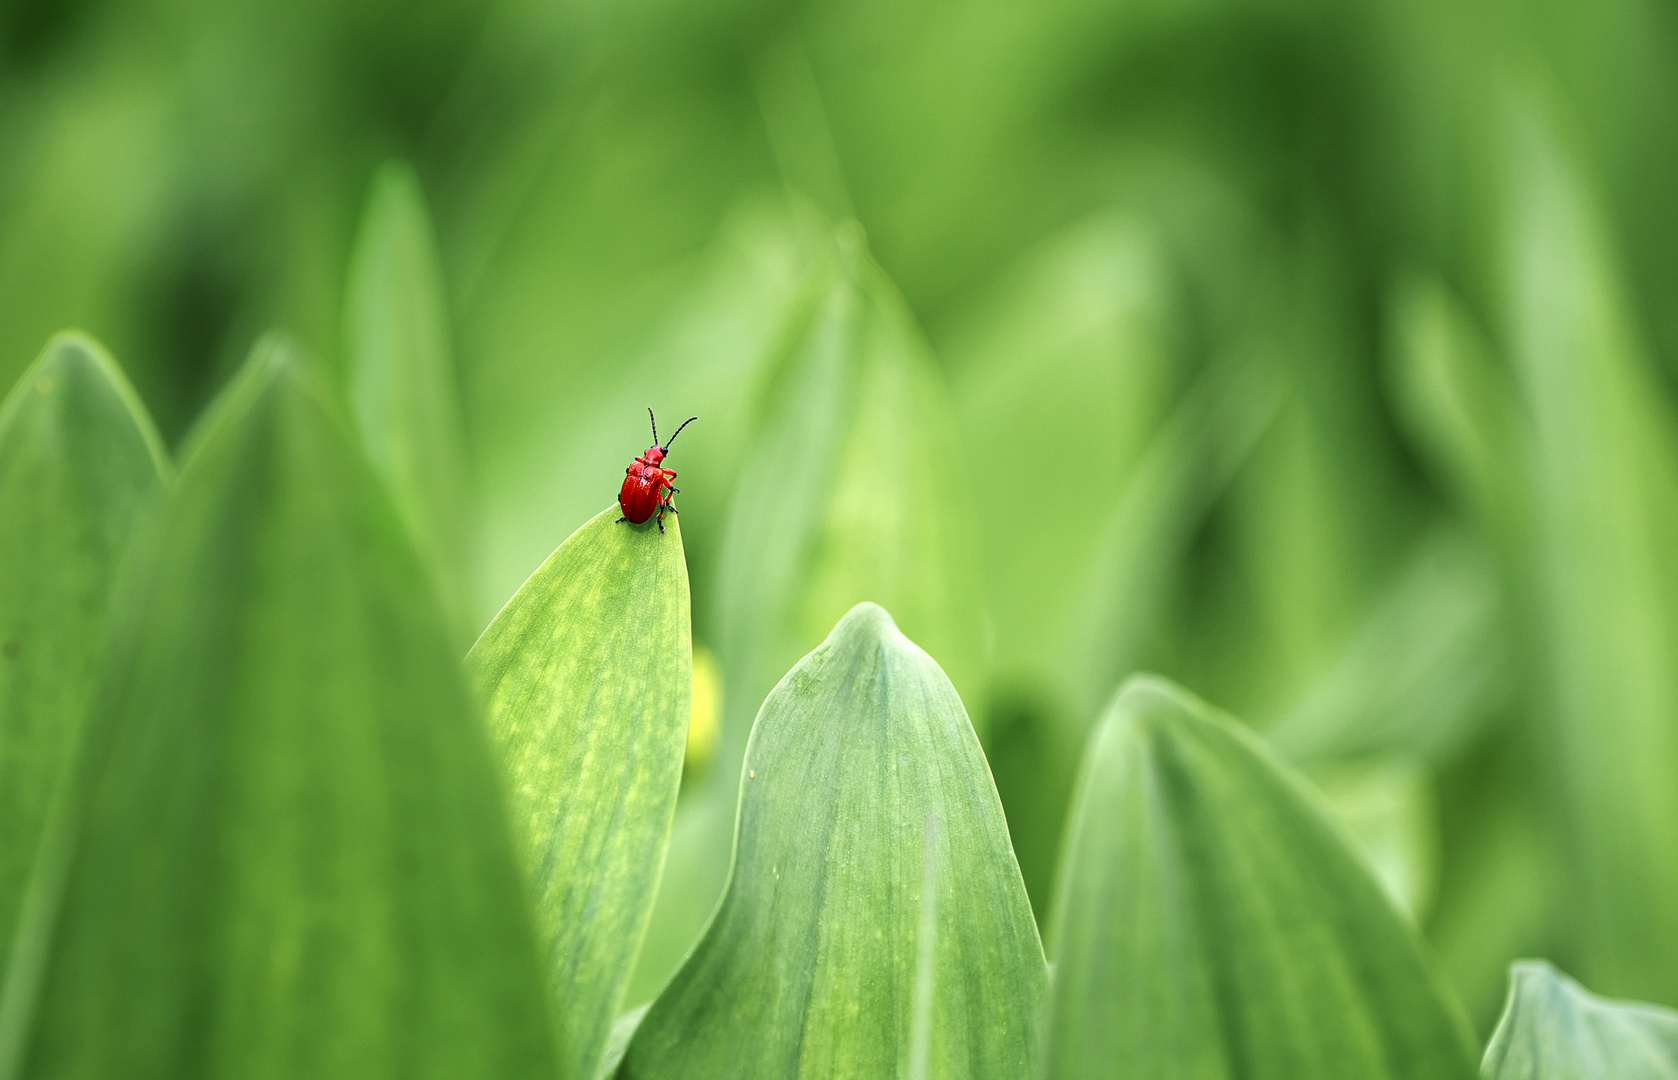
686;644;722;774
34;376;53;395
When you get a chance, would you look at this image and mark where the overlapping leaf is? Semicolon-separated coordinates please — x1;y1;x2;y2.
1498;84;1678;1003
1482;961;1678;1078
0;342;559;1080
631;222;984;1002
468;503;691;1080
711;224;983;756
344;160;474;645
621;603;1045;1079
0;333;168;977
1042;676;1477;1079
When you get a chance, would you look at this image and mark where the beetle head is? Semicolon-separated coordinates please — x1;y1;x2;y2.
641;409;695;466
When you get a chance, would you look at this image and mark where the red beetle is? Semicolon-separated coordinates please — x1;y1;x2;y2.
617;408;696;533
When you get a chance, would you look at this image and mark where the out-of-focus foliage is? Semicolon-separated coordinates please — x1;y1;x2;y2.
4;0;1678;1043
345;161;474;646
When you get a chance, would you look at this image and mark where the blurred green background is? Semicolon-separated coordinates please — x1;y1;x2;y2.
5;0;1678;1037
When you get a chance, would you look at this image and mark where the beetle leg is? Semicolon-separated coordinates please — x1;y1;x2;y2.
616;515;626;524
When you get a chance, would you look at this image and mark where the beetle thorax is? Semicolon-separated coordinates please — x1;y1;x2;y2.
642;445;666;466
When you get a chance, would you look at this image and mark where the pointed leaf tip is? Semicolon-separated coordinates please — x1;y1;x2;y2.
0;333;168;982
830;599;899;639
1483;961;1678;1078
623;602;1044;1080
1043;675;1477;1080
2;341;560;1080
468;502;691;1080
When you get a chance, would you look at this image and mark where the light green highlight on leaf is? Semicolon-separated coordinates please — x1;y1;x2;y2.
0;332;168;978
623;602;1046;1079
0;340;560;1080
345;160;474;646
1042;675;1478;1080
1499;82;1678;1003
1482;961;1678;1078
1305;756;1437;921
594;1004;651;1080
467;503;692;1080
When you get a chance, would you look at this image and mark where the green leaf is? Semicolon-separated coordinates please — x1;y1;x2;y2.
1384;275;1527;553
944;216;1276;910
948;214;1181;707
1265;527;1506;767
0;341;560;1080
631;221;985;1003
1042;676;1477;1080
1303;756;1437;921
0;333;168;977
466;503;692;1080
345;160;474;646
594;1005;651;1080
1425;790;1559;1037
621;602;1046;1079
1482;961;1678;1078
711;222;982;763
1498;84;1678;1002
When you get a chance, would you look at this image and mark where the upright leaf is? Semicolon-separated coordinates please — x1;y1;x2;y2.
1482;961;1678;1078
1042;676;1477;1080
1265;527;1506;767
713;225;983;758
1500;86;1678;1002
467;504;691;1080
1384;275;1526;553
633;222;984;1001
622;603;1046;1079
344;161;473;645
0;342;560;1080
948;214;1181;703
0;333;167;976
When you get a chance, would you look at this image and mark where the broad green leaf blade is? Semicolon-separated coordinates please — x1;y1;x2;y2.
1482;961;1678;1078
622;603;1046;1079
467;503;692;1080
0;342;560;1080
345;160;474;646
1500;85;1678;1002
1042;676;1477;1080
0;332;167;976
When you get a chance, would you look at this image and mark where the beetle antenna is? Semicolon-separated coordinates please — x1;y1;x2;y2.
663;416;698;453
647;407;659;446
